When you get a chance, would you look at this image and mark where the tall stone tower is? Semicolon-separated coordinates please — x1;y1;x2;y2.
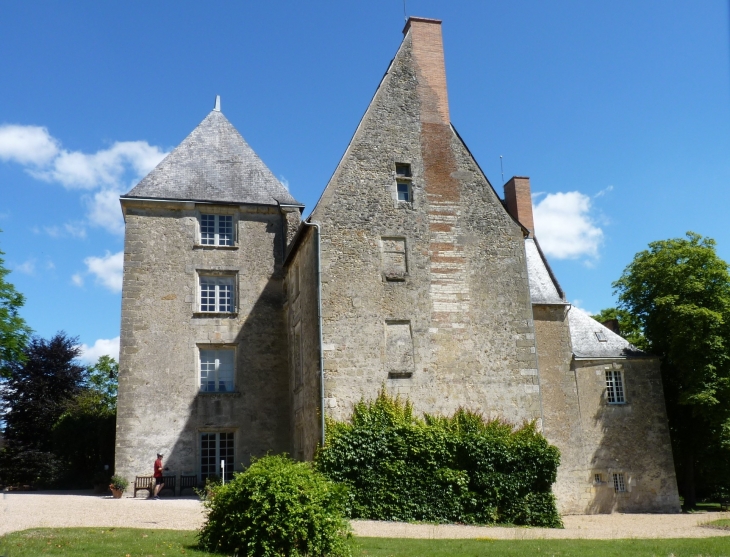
115;103;302;484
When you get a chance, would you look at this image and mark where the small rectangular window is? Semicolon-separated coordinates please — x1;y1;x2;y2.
395;163;412;177
199;348;234;393
200;432;234;482
606;370;625;404
200;214;233;246
595;331;607;342
613;472;626;492
594;473;603;484
200;275;235;313
397;181;411;202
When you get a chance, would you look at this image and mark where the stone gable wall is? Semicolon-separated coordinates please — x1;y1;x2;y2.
307;28;541;425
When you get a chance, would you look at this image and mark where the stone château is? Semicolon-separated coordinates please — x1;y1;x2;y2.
115;17;680;514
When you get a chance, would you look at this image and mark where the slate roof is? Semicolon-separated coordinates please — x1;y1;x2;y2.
123;110;302;206
525;238;565;304
568;307;645;359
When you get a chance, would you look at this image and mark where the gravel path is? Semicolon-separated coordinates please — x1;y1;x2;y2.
2;491;729;540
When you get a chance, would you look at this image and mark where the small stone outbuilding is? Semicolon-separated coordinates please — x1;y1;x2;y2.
115;17;680;514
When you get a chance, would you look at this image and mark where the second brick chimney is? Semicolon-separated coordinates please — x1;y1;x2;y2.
504;176;535;237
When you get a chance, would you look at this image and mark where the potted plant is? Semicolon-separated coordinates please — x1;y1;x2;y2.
109;475;129;498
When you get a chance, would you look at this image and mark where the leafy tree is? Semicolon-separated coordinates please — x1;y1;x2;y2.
0;240;31;378
51;356;118;487
0;333;86;486
613;232;730;507
592;307;644;348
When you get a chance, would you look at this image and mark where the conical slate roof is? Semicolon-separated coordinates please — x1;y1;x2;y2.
123;110;302;206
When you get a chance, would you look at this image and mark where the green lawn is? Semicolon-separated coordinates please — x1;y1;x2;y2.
2;528;730;557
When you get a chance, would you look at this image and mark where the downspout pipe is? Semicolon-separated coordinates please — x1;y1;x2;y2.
302;221;325;447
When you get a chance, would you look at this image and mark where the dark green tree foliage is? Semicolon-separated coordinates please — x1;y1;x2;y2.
316;391;562;527
614;232;730;506
592;307;644;348
0;242;31;378
1;333;86;486
51;356;118;487
198;455;351;557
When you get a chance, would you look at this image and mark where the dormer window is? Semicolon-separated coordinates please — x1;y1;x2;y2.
395;163;412;178
201;214;233;246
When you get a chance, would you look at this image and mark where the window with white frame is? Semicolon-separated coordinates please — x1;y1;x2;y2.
200;214;233;246
612;472;626;493
605;369;626;404
200;432;234;482
199;275;235;313
199;348;234;392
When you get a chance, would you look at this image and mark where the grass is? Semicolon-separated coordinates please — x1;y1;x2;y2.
703;518;730;531
2;528;730;556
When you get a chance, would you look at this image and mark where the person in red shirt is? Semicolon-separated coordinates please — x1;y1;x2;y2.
152;453;164;499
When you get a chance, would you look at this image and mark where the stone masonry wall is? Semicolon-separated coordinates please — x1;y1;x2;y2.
284;226;322;461
116;200;290;488
307;21;541;425
533;304;590;514
573;356;681;513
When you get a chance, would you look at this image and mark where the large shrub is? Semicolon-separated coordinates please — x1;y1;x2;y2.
316;391;562;527
198;454;352;556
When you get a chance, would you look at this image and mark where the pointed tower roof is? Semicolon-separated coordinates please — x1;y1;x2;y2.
123;109;302;206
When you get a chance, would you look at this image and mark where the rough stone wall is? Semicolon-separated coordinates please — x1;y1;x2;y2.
572;357;680;513
307;22;541;425
284;226;322;461
533;304;590;514
116;200;290;487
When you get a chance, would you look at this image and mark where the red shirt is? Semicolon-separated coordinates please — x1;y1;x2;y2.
154;458;163;478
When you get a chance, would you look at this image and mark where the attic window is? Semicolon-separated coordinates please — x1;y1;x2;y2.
595;331;607;342
395;163;412;178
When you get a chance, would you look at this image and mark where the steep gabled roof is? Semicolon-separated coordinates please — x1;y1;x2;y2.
123;110;302;206
525;238;566;304
569;307;645;359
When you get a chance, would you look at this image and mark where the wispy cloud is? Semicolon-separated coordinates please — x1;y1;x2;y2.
14;259;36;275
279;175;290;190
84;250;124;292
78;336;120;364
71;273;84;287
533;191;603;261
0;123;168;235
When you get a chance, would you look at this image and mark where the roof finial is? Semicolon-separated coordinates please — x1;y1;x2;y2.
214;95;221;112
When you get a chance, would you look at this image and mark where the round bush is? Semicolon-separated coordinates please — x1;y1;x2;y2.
198;454;351;557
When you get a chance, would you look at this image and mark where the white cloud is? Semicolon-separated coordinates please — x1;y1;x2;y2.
571;299;595;315
71;273;84;287
0;124;168;236
33;140;166;190
0;124;60;165
78;336;120;364
594;185;614;198
84;250;123;292
14;259;36;275
533;191;603;261
280;175;290;190
85;188;125;235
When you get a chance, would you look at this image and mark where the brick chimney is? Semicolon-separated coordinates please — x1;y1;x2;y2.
504;176;535;237
403;17;449;125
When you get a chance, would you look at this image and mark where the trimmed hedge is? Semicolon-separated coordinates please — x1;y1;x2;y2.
198;455;352;556
316;391;562;527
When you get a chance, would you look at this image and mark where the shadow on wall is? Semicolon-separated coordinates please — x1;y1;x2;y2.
582;358;679;514
141;215;294;492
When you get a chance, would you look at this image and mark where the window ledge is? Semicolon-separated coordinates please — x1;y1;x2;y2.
193;244;239;250
198;390;242;397
192;312;238;318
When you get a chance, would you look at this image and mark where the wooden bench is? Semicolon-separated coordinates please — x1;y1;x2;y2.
133;476;154;498
180;475;198;495
134;475;177;497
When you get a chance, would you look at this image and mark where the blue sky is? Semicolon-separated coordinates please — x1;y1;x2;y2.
0;1;728;362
